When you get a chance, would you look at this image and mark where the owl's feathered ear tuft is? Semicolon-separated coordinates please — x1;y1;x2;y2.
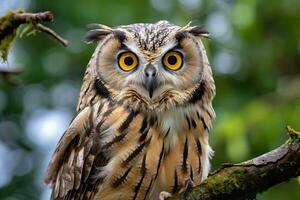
178;22;210;39
187;26;210;38
84;24;113;43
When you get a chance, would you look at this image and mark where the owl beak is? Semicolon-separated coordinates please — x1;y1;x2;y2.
144;64;157;99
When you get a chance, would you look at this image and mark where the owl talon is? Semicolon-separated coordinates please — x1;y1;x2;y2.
159;191;172;200
180;179;195;193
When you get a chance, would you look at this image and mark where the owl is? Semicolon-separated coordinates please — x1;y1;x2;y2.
45;20;216;200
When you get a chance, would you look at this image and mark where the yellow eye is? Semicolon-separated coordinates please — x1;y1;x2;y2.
162;50;183;71
118;52;138;72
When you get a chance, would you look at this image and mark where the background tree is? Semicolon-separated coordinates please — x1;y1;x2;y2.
0;0;299;199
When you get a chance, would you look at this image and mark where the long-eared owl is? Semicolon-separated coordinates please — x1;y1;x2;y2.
45;20;216;200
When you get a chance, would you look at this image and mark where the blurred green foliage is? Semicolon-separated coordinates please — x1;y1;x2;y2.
0;0;299;199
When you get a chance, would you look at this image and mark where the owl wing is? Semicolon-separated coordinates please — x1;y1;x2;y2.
45;105;104;200
76;63;97;112
47;29;113;198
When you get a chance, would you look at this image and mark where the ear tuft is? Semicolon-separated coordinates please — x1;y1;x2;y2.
187;26;210;38
84;24;113;43
86;23;113;31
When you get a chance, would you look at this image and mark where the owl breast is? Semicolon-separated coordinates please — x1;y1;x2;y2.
92;99;213;200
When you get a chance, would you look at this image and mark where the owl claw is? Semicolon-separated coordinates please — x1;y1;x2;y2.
159;191;172;200
159;179;195;200
180;179;195;193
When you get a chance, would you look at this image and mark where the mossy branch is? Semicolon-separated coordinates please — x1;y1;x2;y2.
0;10;68;61
170;127;300;200
0;10;69;85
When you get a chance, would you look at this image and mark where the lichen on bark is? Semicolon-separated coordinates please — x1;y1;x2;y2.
0;10;24;61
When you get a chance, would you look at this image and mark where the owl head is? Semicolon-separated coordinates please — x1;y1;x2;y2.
85;21;215;112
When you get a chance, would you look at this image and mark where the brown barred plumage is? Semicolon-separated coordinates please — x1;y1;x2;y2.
45;21;215;200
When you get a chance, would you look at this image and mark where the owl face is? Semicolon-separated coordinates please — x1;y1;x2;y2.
86;21;213;111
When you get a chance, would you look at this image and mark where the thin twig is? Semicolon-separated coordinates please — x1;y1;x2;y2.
12;11;53;24
34;23;69;47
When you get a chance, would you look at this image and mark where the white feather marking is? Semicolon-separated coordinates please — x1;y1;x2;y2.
123;41;140;55
160;40;178;54
201;145;214;180
68;150;75;166
100;127;114;143
77;148;84;168
93;156;116;180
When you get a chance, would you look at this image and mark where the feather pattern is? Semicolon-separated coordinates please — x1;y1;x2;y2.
45;20;215;200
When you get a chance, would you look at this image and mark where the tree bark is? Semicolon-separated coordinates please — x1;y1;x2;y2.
170;126;300;200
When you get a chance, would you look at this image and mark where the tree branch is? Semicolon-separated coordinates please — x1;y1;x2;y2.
0;11;68;47
0;10;68;62
34;23;69;47
170;126;300;200
0;10;69;85
11;11;53;23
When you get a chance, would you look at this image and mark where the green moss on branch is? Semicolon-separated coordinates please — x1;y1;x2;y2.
0;10;68;61
0;10;24;60
287;126;300;142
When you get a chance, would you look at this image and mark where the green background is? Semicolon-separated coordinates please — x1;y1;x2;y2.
0;0;299;199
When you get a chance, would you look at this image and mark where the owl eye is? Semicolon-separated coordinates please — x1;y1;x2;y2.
118;51;138;72
162;50;183;71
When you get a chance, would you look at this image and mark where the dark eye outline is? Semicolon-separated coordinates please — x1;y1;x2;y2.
117;51;139;72
162;50;184;71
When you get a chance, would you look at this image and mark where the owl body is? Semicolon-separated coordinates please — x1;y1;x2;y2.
45;21;215;200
